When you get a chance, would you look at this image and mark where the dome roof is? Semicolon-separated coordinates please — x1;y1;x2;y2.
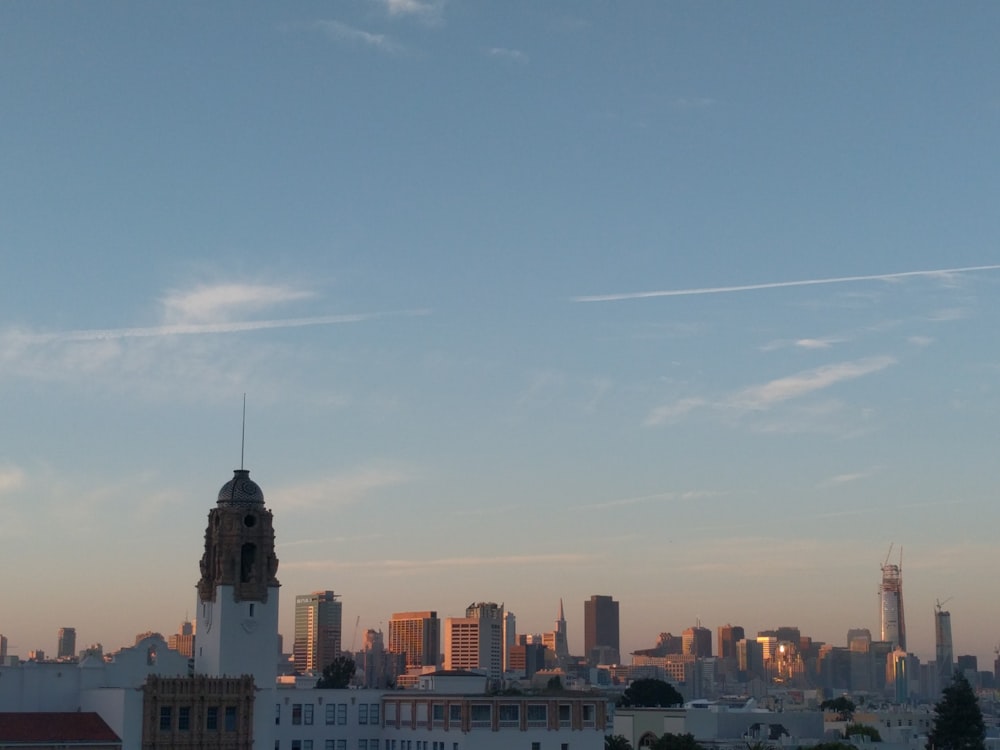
218;469;264;506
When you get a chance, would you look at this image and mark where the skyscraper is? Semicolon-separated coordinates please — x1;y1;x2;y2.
57;628;76;659
934;605;954;690
717;624;745;661
584;595;620;665
443;602;505;680
542;599;570;661
168;620;195;659
682;625;712;657
195;467;281;750
293;590;343;675
387;611;440;669
880;549;906;651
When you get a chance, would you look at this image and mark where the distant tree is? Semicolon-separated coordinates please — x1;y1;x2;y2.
819;696;855;721
810;743;854;750
605;735;633;750
546;675;563;692
926;672;985;750
845;723;882;742
316;655;356;689
650;732;703;750
617;678;684;708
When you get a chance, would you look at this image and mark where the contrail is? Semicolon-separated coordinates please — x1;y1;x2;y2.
15;309;430;343
573;264;1000;302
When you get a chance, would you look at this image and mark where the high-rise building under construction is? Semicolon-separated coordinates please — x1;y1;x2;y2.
880;547;906;651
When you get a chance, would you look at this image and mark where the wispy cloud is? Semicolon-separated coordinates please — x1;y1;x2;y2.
282;552;593;572
314;20;403;53
0;466;25;494
817;466;881;488
644;397;707;426
729;356;895;410
908;335;934;347
573;264;1000;303
163;283;313;323
585;489;725;510
374;0;445;21
6;309;430;345
760;336;846;352
275;467;412;511
645;356;895;426
487;47;528;64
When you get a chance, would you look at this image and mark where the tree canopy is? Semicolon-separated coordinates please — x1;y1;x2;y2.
605;736;633;750
617;678;684;708
926;672;985;750
845;723;882;742
650;732;704;750
820;696;855;721
315;655;356;689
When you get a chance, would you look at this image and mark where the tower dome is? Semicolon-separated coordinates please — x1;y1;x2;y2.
217;468;264;507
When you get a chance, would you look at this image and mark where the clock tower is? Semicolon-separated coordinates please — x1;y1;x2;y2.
195;468;280;745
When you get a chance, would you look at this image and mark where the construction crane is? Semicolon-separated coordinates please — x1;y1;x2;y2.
935;597;953;613
350;615;361;652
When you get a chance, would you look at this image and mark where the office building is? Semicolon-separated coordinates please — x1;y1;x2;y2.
717;624;744;661
880;550;906;650
293;590;343;675
542;599;570;662
387;611;440;669
682;625;712;657
584;595;620;665
443;603;505;680
167;620;195;659
57;628;76;660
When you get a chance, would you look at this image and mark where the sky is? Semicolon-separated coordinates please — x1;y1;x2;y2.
2;1;1000;668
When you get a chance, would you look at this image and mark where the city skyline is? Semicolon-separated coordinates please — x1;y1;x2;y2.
3;3;1000;669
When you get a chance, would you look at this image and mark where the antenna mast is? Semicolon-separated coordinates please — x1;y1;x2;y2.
241;393;246;470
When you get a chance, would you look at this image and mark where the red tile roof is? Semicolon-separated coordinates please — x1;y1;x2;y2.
0;713;120;744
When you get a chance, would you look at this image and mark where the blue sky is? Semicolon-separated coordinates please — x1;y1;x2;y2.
2;1;1000;666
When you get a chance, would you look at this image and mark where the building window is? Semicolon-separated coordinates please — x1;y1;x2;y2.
276;703;281;725
304;742;313;750
432;704;444;722
370;704;380;725
562;744;569;750
371;741;379;750
469;705;490;725
275;742;280;750
448;704;462;723
326;704;336;724
325;742;334;750
159;707;172;731
207;707;219;731
359;741;367;750
337;742;347;750
526;704;546;723
531;744;541;750
292;741;301;750
337;703;347;725
304;704;314;725
359;704;368;724
582;704;595;722
225;706;237;732
498;704;518;724
178;706;191;731
559;704;571;724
